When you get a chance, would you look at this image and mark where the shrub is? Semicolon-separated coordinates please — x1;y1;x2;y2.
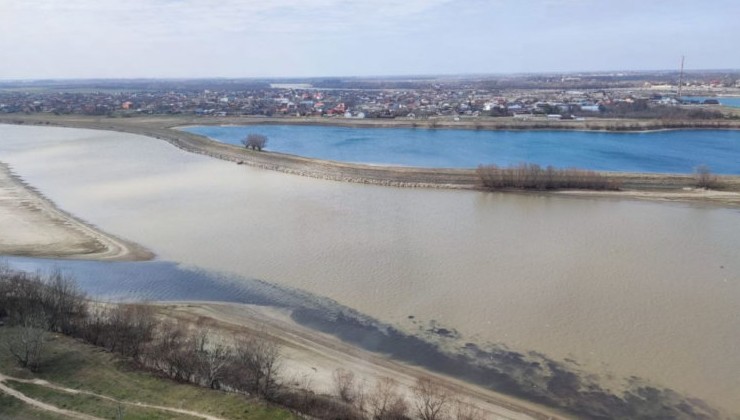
477;163;620;191
694;165;720;189
241;134;268;151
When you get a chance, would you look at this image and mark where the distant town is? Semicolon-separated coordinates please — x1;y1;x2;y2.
1;71;739;120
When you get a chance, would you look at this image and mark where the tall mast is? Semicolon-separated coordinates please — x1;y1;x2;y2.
677;55;685;99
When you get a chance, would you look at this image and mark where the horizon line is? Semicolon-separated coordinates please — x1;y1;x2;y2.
2;68;740;84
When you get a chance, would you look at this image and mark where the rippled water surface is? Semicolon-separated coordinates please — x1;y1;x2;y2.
184;124;740;173
1;125;739;413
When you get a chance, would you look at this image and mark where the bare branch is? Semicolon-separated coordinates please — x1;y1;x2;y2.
413;376;451;420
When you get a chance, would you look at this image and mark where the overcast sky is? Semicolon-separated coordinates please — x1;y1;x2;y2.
1;0;738;79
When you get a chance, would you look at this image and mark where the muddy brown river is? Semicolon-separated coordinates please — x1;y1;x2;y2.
1;125;738;414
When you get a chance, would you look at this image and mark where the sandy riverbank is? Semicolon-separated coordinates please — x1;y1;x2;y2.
157;301;565;420
555;187;740;205
0;162;152;261
2;114;739;206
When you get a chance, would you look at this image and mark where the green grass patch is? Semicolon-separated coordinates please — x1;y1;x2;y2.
0;329;295;420
0;391;75;419
5;380;197;419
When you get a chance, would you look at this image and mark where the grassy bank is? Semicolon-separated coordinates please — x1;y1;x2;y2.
0;391;76;419
0;328;295;420
4;379;203;419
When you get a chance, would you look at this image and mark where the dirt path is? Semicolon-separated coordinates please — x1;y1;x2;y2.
0;373;102;420
0;373;225;420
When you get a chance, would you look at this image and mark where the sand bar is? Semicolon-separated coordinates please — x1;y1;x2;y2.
0;162;152;261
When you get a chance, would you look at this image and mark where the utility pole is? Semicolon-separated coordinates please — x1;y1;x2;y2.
677;55;685;99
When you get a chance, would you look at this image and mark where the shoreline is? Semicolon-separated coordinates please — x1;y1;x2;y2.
2;115;740;206
160;113;740;132
5;113;740;133
160;301;561;420
0;161;153;261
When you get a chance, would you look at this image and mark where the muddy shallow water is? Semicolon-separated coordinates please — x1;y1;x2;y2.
1;125;739;414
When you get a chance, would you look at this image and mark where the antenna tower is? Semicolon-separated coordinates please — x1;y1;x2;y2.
677;56;685;99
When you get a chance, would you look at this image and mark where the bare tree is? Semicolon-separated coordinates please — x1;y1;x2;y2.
412;377;451;420
6;318;46;372
241;134;268;151
193;330;232;389
43;270;87;335
125;304;157;360
353;379;368;416
170;331;201;383
0;270;46;326
477;163;619;191
694;165;719;189
0;268;88;334
333;368;357;403
147;320;192;380
232;336;281;398
292;372;316;413
368;377;408;420
101;304;157;360
453;399;486;420
77;304;109;347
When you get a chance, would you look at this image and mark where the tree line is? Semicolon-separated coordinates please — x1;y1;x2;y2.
477;163;725;192
592;101;733;120
0;266;488;419
477;163;621;191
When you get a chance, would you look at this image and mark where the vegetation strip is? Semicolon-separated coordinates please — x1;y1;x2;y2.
477;164;620;190
1;376;223;420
